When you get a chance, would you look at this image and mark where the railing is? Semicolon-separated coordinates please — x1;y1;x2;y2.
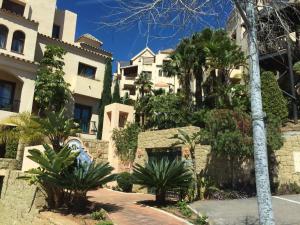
259;35;288;55
77;120;97;135
0;97;20;113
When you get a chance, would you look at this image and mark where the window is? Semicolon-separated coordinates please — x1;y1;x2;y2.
74;104;92;134
11;31;25;54
78;63;97;79
147;148;182;163
52;24;60;39
0;25;8;49
2;0;25;16
0;80;15;112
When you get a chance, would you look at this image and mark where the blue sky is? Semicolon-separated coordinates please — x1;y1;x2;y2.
57;0;231;71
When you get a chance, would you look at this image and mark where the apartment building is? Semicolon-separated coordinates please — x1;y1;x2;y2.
116;47;184;100
0;0;112;139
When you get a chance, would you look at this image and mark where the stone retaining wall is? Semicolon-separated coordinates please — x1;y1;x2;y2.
0;170;45;225
136;126;300;191
275;132;300;186
0;158;18;170
82;139;109;163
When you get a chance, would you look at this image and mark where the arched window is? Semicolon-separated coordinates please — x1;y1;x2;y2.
11;31;25;54
0;25;8;49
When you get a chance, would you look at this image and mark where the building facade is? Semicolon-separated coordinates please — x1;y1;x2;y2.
115;47;185;100
0;0;112;139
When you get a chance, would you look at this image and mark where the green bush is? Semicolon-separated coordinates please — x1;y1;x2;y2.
195;215;209;225
117;172;133;192
144;94;191;129
96;221;114;225
112;123;140;164
4;138;18;159
91;209;107;221
176;200;192;218
261;71;288;123
202;109;253;158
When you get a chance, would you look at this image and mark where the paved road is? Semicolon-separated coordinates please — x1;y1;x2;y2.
190;195;300;225
88;188;188;225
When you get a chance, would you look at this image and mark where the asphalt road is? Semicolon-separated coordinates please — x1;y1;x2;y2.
189;195;300;225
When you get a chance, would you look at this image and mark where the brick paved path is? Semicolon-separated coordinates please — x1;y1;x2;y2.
88;189;188;225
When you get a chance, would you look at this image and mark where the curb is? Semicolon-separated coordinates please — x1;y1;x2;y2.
136;202;194;225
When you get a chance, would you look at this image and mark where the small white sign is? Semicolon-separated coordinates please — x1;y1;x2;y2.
293;151;300;172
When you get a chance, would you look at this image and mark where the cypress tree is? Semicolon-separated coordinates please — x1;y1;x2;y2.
112;79;121;103
261;71;288;123
98;59;112;139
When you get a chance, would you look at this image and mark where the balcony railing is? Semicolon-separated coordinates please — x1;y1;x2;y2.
259;35;288;55
76;120;97;135
0;97;20;113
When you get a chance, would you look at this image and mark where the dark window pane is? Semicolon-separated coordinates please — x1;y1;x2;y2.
52;24;60;39
74;104;92;134
78;63;97;79
11;31;25;54
2;0;25;15
0;25;8;49
0;80;15;111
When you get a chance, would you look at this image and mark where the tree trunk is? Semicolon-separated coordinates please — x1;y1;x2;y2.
195;70;203;109
243;1;275;224
155;190;166;205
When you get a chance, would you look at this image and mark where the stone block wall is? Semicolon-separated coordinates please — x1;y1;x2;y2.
136;127;300;190
0;170;45;225
0;159;18;170
82;139;109;164
275;132;300;186
136;126;200;166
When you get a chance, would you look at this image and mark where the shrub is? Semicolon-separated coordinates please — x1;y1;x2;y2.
202;109;253;158
132;159;192;204
144;94;191;129
261;71;288;123
4;138;18;159
176;200;192;218
96;221;114;225
117;172;133;192
112;123;140;164
195;215;209;225
91;209;107;221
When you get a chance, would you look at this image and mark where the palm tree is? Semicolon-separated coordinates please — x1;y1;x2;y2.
172;129;201;199
132;158;192;204
134;71;153;98
164;38;196;108
201;29;246;108
4;109;80;153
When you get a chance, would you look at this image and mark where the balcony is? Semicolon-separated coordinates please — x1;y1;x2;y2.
74;75;102;99
259;35;288;55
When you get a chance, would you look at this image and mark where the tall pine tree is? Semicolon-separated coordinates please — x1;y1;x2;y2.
98;59;113;139
112;78;121;103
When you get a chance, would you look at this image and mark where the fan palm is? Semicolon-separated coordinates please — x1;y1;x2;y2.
132;158;192;204
134;71;153;98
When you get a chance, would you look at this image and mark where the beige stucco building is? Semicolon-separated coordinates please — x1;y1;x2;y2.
115;47;187;100
0;0;112;139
